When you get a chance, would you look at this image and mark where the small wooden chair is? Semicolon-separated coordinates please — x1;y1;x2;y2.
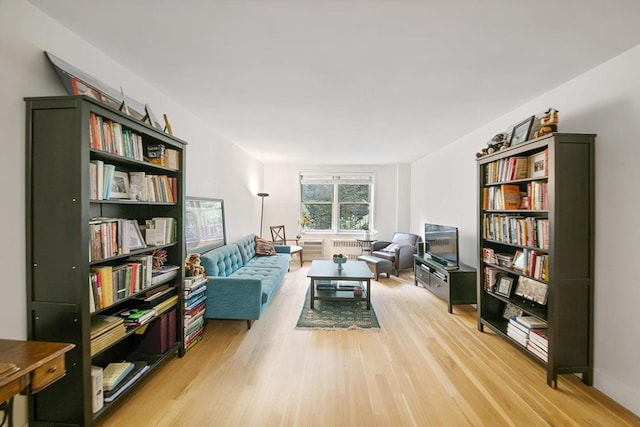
270;225;303;267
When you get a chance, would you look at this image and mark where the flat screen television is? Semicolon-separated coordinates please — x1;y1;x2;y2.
424;223;459;268
185;197;226;253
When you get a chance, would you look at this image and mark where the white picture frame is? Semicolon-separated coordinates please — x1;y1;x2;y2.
528;150;548;178
128;220;147;250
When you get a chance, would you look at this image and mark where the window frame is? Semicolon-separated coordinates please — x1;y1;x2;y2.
299;172;374;233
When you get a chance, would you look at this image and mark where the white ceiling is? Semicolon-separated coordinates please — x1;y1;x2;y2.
27;0;640;165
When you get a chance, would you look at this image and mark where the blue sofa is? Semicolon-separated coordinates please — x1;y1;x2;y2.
199;234;292;328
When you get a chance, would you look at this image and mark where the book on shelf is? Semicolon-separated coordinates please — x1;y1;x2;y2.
128;171;147;202
89;266;113;308
135;309;176;354
508;317;530;335
184;274;207;290
102;362;134;391
151;264;180;286
185;303;205;318
184;334;203;352
90;315;124;339
90;316;126;356
506;325;528;347
184;311;205;330
103;361;149;403
185;284;207;300
184;294;206;312
155;294;179;315
528;328;549;350
501;184;521;210
514;315;548;330
120;308;156;327
336;281;363;291
127;254;153;289
91;366;104;413
526;341;548;362
166;148;180;169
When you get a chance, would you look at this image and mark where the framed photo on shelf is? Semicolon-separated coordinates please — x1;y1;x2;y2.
127;220;147;250
528;150;548;178
110;171;130;199
512;250;526;271
495;276;514;297
509;115;535;146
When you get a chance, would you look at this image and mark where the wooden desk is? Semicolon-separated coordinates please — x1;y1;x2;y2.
0;339;74;426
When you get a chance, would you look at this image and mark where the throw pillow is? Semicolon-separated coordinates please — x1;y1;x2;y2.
382;243;400;252
255;236;277;256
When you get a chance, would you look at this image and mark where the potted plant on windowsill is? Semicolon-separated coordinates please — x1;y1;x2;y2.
298;214;315;233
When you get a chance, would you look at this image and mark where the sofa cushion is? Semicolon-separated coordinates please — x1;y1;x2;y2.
382;243;400;252
230;266;282;303
200;244;244;277
236;234;257;263
255;236;277;256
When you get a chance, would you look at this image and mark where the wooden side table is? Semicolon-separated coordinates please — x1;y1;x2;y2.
0;339;74;427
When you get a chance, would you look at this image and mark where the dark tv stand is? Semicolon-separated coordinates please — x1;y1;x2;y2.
414;255;477;313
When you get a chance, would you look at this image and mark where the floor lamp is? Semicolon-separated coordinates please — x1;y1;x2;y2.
257;192;269;237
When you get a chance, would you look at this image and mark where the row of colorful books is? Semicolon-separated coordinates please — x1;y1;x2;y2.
184;275;207;353
484;150;548;185
482;214;549;250
89;160;177;203
89;255;153;311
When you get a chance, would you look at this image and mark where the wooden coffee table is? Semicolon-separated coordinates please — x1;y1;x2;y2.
307;260;375;309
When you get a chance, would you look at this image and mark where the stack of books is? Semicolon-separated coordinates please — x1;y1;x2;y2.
90;315;126;356
506;315;548;349
120;308;156;327
527;328;549;362
102;361;149;403
316;280;337;291
184;275;207;353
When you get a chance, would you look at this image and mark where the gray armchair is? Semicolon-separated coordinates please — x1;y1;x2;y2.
372;232;422;276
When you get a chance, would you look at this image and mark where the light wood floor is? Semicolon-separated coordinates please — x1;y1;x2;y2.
96;265;639;427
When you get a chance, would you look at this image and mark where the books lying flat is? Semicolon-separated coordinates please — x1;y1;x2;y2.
103;361;149;403
514;316;548;329
315;280;363;291
91;315;124;339
151;265;180;285
102;362;134;391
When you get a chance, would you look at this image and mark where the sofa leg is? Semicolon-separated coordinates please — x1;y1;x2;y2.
247;320;253;329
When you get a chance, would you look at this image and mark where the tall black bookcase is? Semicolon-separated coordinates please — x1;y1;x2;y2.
25;95;187;425
476;132;595;388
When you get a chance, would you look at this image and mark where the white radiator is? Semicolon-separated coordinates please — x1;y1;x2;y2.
331;239;360;260
299;239;324;260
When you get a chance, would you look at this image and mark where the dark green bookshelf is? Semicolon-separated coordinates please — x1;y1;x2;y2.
25;95;187;425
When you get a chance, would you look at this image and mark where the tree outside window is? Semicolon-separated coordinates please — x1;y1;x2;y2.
300;173;373;232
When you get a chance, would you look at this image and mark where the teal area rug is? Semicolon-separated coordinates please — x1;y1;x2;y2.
296;286;380;330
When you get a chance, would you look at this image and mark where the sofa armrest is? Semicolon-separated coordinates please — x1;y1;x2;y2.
204;277;263;320
372;240;391;251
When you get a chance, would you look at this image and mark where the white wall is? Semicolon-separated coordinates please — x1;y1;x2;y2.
0;2;264;423
411;45;640;415
262;163;411;255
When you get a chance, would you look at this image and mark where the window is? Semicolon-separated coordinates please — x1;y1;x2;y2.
300;173;373;232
